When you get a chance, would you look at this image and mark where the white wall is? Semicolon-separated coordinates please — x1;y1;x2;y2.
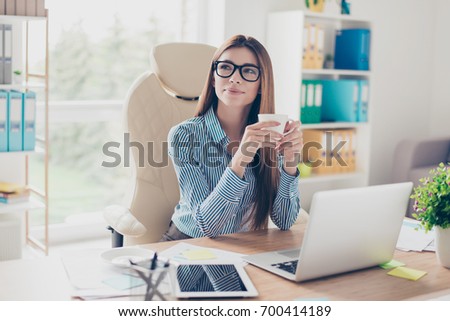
430;0;450;137
355;0;437;185
220;0;445;186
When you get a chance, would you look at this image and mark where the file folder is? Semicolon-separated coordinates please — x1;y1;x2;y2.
332;130;344;173
26;0;37;16
3;24;12;85
302;23;311;69
36;0;46;17
302;129;331;175
0;1;5;15
5;0;15;15
300;81;307;122
0;90;7;152
0;24;4;84
301;80;322;124
7;90;23;151
22;91;36;151
321;80;358;122
334;29;371;71
312;25;324;69
16;0;27;16
312;80;322;123
357;80;369;122
307;23;316;69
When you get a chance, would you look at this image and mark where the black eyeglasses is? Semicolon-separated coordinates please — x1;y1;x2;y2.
213;61;261;82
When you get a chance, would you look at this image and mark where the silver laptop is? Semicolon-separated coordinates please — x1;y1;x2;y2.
243;182;413;282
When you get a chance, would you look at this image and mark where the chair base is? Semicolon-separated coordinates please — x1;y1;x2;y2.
107;226;124;247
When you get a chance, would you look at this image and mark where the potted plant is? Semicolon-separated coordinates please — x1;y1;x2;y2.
13;70;23;84
410;162;450;268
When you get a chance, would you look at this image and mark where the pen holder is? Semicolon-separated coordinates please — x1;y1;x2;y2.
128;262;172;301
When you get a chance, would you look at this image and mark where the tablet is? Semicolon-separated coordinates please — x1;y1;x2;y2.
170;263;258;298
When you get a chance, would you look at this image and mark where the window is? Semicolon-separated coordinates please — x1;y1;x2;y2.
29;0;204;231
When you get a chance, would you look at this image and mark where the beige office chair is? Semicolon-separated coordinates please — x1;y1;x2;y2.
103;42;217;246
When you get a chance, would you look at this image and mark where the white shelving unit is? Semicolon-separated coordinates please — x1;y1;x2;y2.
267;10;373;210
0;13;49;255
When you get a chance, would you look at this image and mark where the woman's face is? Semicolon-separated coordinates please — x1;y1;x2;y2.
213;47;261;110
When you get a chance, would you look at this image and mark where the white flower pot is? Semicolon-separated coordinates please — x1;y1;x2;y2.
435;226;450;268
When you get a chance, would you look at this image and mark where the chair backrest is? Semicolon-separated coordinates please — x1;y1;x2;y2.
123;43;216;245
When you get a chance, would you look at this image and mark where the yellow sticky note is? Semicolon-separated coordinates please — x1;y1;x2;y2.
387;266;427;281
182;249;216;260
379;259;405;270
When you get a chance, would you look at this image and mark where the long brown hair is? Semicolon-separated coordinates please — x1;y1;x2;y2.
195;35;279;230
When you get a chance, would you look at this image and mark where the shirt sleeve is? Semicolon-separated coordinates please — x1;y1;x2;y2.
168;125;249;238
270;161;301;230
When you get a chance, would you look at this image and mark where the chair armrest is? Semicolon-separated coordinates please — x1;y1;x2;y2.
103;205;147;237
392;137;450;183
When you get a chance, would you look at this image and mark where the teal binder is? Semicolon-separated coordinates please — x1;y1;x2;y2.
357;80;369;122
0;90;7;151
300;80;321;124
7;90;23;151
321;80;359;122
23;91;36;151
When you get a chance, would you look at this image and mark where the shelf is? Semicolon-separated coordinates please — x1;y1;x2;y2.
0;82;45;90
302;122;368;130
0;12;49;255
304;11;371;23
0;198;45;213
0;150;37;155
0;15;46;22
303;69;371;77
299;171;365;184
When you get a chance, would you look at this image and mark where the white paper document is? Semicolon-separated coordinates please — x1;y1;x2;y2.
61;248;170;300
396;219;435;252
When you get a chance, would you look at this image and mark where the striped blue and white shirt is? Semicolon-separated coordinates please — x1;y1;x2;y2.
168;107;300;238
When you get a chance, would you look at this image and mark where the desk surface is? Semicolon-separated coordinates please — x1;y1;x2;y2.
140;224;450;301
1;224;449;301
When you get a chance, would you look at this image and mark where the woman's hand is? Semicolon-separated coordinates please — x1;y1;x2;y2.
276;120;303;175
230;121;283;178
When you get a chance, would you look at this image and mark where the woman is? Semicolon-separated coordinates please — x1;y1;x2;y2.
160;35;302;241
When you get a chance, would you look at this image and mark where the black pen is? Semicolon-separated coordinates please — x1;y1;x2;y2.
150;252;158;270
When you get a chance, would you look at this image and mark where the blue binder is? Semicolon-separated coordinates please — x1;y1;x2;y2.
23;91;36;151
7;90;23;151
321;80;359;122
334;29;371;70
0;90;7;151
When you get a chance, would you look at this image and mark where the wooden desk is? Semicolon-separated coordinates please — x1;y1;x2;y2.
141;224;450;301
0;224;449;301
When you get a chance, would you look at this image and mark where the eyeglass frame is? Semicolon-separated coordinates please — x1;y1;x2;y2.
213;60;261;82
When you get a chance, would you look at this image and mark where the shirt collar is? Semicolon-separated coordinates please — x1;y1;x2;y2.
204;106;229;145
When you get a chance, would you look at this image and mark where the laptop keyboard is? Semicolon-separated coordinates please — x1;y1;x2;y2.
271;260;299;274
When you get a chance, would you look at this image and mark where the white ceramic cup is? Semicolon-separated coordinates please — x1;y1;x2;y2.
258;114;289;135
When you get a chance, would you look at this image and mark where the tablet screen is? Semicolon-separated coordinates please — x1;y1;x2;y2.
177;264;246;292
172;264;258;298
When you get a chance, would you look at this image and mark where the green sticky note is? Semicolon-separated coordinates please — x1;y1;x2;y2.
387;266;427;281
379;259;405;270
102;275;145;290
182;249;216;260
